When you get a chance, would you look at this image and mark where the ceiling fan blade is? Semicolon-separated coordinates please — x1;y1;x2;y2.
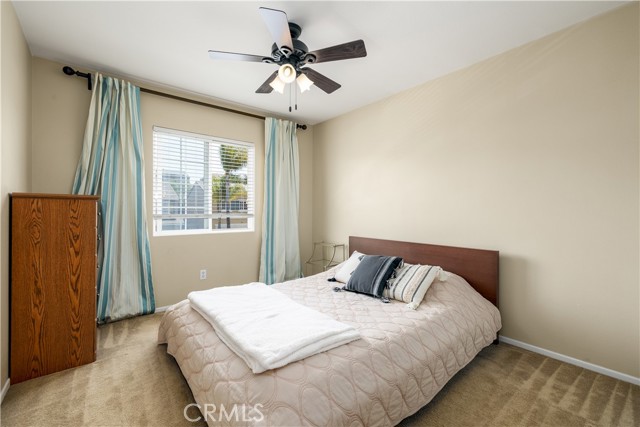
209;50;268;63
256;71;278;94
306;40;367;64
259;7;293;54
301;68;341;94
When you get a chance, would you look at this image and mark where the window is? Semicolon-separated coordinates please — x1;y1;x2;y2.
152;126;255;236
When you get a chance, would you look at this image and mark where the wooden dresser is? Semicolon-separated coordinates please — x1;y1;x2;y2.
10;193;99;383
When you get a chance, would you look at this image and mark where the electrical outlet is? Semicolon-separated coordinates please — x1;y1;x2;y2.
199;269;207;280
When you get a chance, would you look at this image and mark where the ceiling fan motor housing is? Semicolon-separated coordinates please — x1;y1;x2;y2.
269;23;315;68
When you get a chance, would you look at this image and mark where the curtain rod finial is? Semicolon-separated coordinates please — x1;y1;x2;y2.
62;65;93;91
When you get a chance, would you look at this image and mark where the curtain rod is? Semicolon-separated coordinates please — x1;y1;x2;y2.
62;66;307;130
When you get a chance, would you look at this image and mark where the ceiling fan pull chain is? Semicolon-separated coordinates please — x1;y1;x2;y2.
295;84;298;111
289;83;292;112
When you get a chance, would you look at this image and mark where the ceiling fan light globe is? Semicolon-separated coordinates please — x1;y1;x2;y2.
297;73;314;92
269;76;285;94
278;64;296;83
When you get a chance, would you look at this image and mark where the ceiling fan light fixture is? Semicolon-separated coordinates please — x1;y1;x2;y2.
269;75;285;94
297;73;314;92
278;64;296;84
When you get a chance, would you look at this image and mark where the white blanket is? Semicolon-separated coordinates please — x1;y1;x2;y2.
188;282;361;374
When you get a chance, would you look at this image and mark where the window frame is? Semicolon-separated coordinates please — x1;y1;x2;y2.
152;126;255;237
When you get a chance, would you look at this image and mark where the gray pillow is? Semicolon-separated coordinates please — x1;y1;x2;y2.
345;255;403;298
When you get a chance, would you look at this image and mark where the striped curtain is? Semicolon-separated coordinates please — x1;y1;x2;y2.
72;73;155;323
259;118;301;285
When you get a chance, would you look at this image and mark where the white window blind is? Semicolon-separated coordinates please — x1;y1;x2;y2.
152;126;255;235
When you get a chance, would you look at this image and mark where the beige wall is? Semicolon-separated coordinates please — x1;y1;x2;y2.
313;4;639;377
1;0;32;387
1;0;3;392
30;57;313;311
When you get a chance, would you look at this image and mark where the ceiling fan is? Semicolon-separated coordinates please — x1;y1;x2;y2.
208;7;367;95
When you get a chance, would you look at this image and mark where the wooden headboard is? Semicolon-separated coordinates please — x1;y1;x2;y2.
349;236;499;307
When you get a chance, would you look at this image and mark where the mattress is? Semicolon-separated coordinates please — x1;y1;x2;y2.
158;268;501;426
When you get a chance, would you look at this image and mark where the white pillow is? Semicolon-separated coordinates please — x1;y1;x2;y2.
334;251;366;283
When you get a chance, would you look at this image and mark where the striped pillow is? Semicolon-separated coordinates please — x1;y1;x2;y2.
386;264;442;309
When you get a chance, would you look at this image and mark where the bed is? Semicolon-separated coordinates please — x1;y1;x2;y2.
158;236;501;426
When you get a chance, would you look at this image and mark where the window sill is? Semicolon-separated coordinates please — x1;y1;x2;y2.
153;228;255;237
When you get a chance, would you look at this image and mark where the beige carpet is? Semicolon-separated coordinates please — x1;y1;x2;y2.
1;313;637;427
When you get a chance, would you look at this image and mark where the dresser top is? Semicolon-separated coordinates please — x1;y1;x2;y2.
11;193;100;200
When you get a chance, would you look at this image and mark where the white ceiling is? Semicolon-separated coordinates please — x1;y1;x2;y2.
13;1;626;125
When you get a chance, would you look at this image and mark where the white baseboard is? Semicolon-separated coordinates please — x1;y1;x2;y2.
1;378;10;403
499;335;639;386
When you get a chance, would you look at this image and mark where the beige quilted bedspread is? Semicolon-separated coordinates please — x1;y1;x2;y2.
158;268;501;427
